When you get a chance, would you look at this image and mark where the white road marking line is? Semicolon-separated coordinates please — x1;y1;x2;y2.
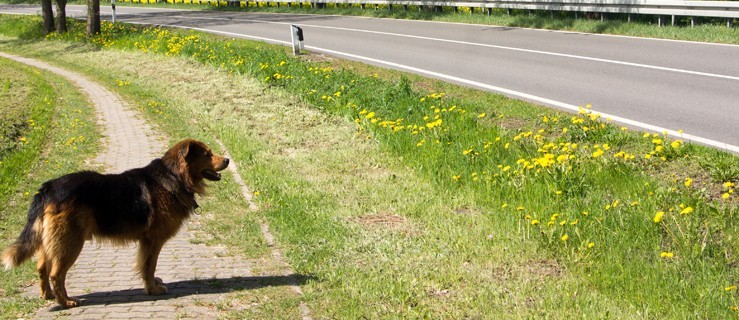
163;14;739;81
120;21;739;153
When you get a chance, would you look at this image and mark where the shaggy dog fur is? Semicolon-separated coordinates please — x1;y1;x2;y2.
2;139;229;308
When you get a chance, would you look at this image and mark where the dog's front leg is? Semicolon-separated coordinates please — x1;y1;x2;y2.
136;238;167;295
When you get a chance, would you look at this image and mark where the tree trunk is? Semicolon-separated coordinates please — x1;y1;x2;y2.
86;0;101;37
55;0;68;33
41;0;54;34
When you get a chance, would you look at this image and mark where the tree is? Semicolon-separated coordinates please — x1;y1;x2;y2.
41;0;54;34
55;0;68;33
86;0;101;37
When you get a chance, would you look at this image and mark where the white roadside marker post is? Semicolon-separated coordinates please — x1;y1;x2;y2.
290;25;304;56
111;0;116;23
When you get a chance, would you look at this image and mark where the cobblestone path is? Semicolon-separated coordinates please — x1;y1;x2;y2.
0;52;309;319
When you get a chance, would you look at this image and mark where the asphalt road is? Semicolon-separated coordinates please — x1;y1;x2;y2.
2;4;737;151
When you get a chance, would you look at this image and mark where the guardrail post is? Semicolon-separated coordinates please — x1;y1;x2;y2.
691;17;696;28
486;7;492;16
729;18;734;28
658;15;663;27
627;14;631;23
111;0;116;23
671;15;675;26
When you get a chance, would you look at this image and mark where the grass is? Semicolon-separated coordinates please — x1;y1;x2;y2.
0;14;738;318
0;54;101;319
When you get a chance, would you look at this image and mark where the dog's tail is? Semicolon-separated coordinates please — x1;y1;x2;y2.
2;186;47;270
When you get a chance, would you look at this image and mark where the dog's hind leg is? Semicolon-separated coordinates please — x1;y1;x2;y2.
137;238;167;295
45;216;85;308
36;249;54;300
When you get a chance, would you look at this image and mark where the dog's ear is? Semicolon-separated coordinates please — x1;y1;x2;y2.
182;141;204;163
163;140;198;192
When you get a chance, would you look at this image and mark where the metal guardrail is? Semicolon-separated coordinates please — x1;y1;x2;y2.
156;0;739;26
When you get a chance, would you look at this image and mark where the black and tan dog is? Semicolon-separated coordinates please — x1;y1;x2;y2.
2;139;229;308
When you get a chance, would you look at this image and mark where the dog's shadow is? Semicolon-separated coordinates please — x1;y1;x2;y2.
47;274;312;311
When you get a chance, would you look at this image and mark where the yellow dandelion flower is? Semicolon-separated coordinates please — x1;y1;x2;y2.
660;252;674;258
478;113;486;118
501;203;508;209
653;211;665;223
684;178;693;187
680;207;694;215
531;220;540;226
726;285;737;292
588;242;595;248
561;234;569;241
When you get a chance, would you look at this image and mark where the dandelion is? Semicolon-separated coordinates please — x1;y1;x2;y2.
501;203;508;209
588;242;595;248
653;211;665;223
684;178;693;187
725;182;736;189
722;193;731;200
561;234;569;241
726;285;737;292
531;220;540;226
253;191;260;196
680;207;694;215
660;252;674;258
478;113;486;118
452;175;461;181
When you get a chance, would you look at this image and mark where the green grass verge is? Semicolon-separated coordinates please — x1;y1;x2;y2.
0;54;102;320
0;15;738;318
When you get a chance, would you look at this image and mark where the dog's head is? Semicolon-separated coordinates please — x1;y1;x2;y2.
162;139;229;194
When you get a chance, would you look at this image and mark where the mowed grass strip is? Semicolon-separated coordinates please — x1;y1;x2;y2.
1;16;738;318
0;54;102;319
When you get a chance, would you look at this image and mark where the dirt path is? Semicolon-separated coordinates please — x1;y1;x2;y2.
0;52;310;319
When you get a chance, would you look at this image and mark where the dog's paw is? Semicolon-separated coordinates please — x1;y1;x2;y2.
145;284;168;295
154;277;164;285
61;297;81;308
41;291;55;300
